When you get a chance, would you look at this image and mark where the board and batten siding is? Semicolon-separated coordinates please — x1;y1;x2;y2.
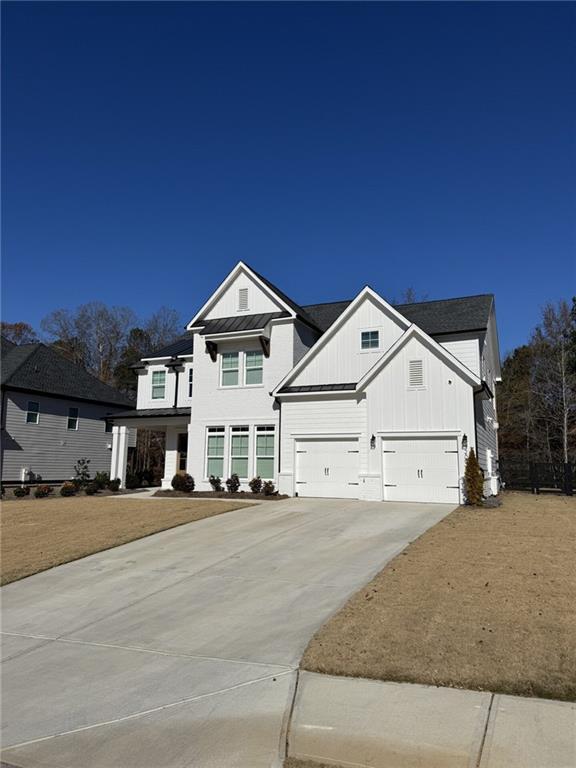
278;396;367;495
439;333;482;377
1;391;130;482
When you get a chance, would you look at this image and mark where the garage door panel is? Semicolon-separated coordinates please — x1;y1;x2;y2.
296;439;359;499
383;437;460;504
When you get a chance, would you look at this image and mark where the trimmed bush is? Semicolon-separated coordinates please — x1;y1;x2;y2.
171;473;195;493
84;481;99;496
94;471;110;490
225;474;241;493
464;449;484;505
248;477;263;494
262;480;276;496
209;475;223;492
107;478;121;492
60;482;76;497
34;485;53;499
13;486;30;498
125;473;139;490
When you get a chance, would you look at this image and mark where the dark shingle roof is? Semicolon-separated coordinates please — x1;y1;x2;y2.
144;335;194;359
191;312;289;336
279;383;356;394
301;294;494;336
109;407;191;419
1;343;132;408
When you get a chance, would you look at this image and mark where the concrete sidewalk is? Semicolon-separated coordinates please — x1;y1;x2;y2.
289;671;576;768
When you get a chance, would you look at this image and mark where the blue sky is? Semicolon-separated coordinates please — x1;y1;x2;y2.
2;1;575;355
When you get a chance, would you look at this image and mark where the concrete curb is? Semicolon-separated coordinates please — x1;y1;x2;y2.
286;671;576;768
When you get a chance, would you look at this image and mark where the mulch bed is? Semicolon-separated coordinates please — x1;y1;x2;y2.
154;489;289;500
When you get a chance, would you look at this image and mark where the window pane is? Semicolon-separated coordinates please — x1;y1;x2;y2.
26;411;39;424
222;370;238;387
207;457;223;476
246;351;263;367
246;367;263;385
207;436;224;456
28;402;39;412
67;418;78;430
231;457;248;477
222;353;239;369
256;434;275;456
231;435;249;455
256;457;274;478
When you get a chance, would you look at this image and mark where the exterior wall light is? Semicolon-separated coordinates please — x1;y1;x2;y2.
370;434;376;450
462;434;468;451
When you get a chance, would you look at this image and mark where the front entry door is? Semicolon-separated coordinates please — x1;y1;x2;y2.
177;433;188;475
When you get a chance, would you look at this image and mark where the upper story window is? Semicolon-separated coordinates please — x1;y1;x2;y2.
105;420;113;433
245;351;263;385
67;407;79;430
408;359;425;388
361;330;379;350
188;368;194;397
221;352;239;387
238;287;249;311
151;370;166;399
26;401;39;424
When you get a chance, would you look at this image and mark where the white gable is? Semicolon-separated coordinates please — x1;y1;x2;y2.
204;269;284;320
289;294;406;386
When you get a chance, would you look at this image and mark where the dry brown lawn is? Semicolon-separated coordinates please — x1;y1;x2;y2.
0;496;247;585
302;491;576;701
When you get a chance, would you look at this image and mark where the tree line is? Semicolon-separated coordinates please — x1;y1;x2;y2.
1;303;184;397
498;298;576;466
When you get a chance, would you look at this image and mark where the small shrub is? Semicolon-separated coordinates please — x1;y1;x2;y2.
225;474;241;493
248;477;262;494
171;473;195;493
464;448;484;505
74;457;91;488
94;471;110;490
262;480;276;496
125;473;140;490
209;475;223;492
0;484;4;497
34;484;53;499
84;481;99;496
13;486;30;498
107;478;121;492
60;482;76;497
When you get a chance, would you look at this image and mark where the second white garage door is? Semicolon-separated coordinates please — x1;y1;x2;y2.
382;436;460;504
295;438;360;499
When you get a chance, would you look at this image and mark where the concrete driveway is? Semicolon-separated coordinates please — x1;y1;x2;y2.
1;497;453;768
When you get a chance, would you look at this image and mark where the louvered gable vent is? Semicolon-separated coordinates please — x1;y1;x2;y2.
238;288;249;311
409;359;424;387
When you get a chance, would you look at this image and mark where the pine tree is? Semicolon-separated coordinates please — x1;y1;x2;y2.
464;449;484;505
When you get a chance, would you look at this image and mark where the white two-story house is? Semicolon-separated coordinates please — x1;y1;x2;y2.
109;262;501;503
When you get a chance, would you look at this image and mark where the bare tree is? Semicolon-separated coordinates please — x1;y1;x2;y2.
144;307;183;350
0;321;38;344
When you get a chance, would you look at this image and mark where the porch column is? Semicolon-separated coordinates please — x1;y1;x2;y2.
110;425;129;488
186;421;194;476
162;425;179;489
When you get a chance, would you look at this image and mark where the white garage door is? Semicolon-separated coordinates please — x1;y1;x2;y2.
382;436;460;504
295;438;360;499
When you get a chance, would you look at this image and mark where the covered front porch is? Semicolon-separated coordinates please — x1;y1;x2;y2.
108;407;192;488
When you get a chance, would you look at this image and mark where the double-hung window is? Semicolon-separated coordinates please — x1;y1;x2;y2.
152;370;166;399
188;368;194;397
67;407;79;430
26;401;39;424
206;427;225;477
221;352;239;387
245;350;263;385
230;426;249;478
361;330;379;350
255;426;275;479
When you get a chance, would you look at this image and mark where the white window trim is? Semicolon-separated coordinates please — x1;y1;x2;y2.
151;370;167;400
220;352;240;388
254;425;275;480
67;407;79;431
205;426;225;480
244;350;264;387
360;327;382;353
26;401;40;425
407;358;427;390
229;425;250;479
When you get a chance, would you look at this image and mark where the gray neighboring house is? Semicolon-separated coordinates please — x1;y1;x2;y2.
1;337;134;483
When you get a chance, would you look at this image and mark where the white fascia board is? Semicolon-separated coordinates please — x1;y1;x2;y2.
141;356;173;363
357;324;481;391
272;286;411;396
273;390;359;400
176;354;194;360
203;330;267;342
185;261;297;329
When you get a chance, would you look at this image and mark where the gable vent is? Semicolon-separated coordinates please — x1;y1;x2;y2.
408;359;424;387
238;287;249;311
